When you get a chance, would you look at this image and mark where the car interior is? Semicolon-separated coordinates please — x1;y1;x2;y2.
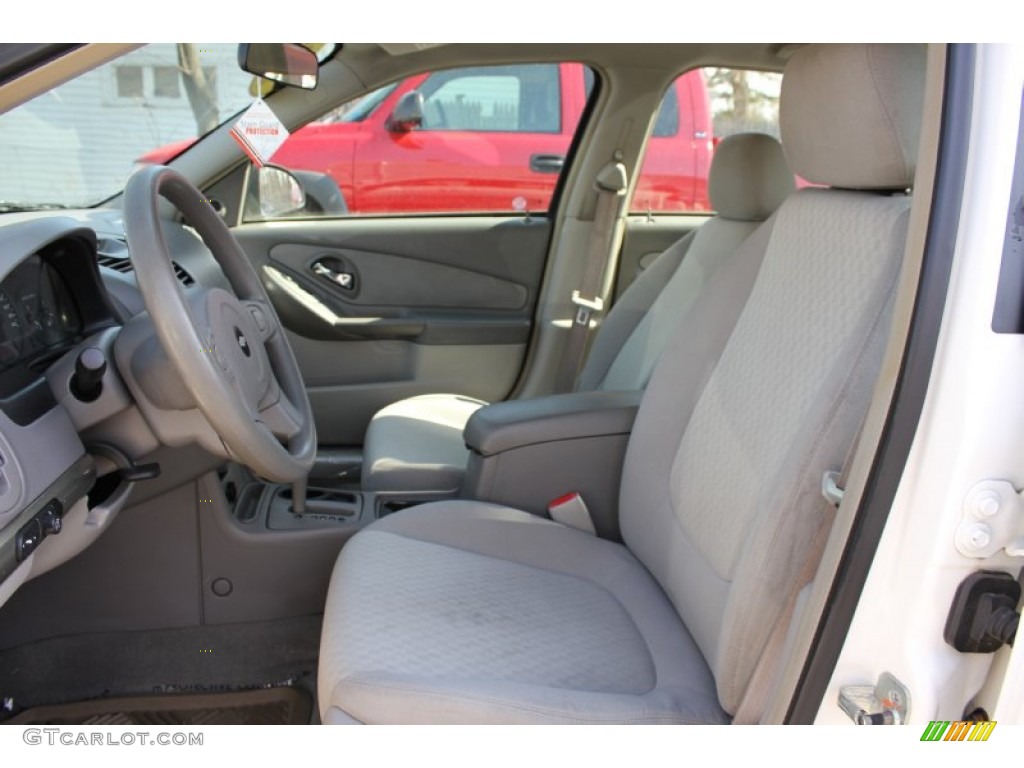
0;42;944;725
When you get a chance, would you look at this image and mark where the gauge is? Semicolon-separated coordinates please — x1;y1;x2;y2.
0;289;22;366
18;286;41;330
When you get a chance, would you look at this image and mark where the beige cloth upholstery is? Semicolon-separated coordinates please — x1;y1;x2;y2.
709;132;796;221
361;394;486;493
320;502;727;724
362;133;793;492
321;44;926;724
621;191;909;712
780;44;926;189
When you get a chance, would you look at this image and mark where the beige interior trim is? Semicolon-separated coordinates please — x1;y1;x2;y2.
762;43;949;724
0;44;140;115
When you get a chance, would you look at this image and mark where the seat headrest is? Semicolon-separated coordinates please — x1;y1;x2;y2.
709;133;794;222
780;44;926;190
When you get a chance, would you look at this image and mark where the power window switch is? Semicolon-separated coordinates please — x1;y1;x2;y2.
16;518;42;561
39;500;63;535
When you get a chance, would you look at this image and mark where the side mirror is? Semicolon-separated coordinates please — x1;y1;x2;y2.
238;44;319;90
254;165;307;218
386;91;425;133
245;166;350;220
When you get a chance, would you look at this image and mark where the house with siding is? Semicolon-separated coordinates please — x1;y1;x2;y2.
0;44;252;206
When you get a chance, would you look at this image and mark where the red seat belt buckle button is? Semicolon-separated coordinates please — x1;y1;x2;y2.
547;492;596;535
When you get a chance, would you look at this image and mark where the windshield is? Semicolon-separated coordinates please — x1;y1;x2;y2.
0;44;268;209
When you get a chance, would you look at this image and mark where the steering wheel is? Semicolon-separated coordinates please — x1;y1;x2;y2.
121;165;315;483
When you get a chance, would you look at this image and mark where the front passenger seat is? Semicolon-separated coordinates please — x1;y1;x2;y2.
320;44;925;724
361;132;794;494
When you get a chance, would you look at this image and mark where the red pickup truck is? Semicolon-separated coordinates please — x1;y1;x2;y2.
141;63;715;214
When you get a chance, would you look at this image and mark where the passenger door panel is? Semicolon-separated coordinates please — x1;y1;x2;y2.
232;216;549;445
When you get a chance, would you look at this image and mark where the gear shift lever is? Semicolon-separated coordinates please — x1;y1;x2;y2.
291;476;307;514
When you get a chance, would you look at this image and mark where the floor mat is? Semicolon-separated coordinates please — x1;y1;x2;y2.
6;687;310;725
0;615;321;719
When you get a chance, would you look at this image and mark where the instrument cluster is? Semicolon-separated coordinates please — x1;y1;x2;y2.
0;255;82;374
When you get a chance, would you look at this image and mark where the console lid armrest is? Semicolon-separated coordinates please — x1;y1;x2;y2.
464;389;642;457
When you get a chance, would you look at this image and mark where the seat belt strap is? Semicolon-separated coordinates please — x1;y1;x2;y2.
554;161;628;393
733;409;872;724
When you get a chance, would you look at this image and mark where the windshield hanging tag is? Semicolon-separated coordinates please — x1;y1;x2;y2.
230;77;290;168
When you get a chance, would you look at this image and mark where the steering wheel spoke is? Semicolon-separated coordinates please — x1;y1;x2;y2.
257;388;304;441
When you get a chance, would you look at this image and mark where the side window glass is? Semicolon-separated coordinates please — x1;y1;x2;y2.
631;67;783;214
705;67;782;139
247;62;594;219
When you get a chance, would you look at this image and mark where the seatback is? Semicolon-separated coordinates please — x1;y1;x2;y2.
578;133;793;392
619;44;926;714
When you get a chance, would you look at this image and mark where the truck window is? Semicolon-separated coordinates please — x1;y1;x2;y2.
326;84;398;123
419;64;561;133
652;87;680;138
631;67;783;214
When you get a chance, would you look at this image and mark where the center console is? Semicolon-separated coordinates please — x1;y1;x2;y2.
461;390;642;541
218;389;643;544
230;479;458;532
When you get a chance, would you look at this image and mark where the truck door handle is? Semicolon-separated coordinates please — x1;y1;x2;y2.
311;259;355;290
529;154;565;173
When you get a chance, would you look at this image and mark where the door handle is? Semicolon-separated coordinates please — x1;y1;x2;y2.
311;259;355;290
529;154;565;174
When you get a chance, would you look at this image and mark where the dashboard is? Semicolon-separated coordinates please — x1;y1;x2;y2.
0;227;118;410
0;209;225;607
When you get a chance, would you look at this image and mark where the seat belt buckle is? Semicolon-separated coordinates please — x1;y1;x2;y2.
571;290;604;327
548;492;596;535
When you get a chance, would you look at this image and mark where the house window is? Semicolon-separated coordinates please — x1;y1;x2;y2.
114;65;199;102
153;66;181;98
115;66;144;98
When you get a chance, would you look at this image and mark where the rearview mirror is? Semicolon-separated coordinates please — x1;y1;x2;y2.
386;91;425;132
238;44;319;90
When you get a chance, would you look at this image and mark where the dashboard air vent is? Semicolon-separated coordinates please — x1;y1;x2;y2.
96;246;195;287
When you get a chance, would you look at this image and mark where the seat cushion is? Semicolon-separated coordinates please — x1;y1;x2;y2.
319;501;727;724
361;394;486;492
